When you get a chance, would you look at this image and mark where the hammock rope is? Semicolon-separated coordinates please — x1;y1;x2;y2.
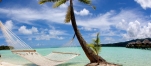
0;21;80;66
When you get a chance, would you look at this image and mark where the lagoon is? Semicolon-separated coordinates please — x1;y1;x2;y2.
0;47;151;66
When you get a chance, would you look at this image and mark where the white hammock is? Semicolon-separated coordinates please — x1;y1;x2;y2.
0;22;80;66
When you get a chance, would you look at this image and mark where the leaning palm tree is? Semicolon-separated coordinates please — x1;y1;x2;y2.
88;33;101;65
39;0;119;65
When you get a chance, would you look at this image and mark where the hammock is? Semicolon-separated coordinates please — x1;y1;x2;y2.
0;22;80;66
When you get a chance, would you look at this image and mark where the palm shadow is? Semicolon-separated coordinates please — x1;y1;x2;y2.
57;62;80;66
24;63;37;66
23;62;79;66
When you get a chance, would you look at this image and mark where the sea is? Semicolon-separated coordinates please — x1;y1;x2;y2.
0;47;151;66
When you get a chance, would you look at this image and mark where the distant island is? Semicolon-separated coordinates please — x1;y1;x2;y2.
1;38;151;50
0;45;14;50
102;38;151;47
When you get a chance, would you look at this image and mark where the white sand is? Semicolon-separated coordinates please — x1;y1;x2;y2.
0;61;22;66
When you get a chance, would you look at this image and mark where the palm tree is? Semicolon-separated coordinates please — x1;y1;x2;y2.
88;33;101;65
39;0;119;65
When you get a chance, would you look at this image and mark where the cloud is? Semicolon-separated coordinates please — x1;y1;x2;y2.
122;20;151;40
28;38;32;40
134;0;151;9
1;2;151;42
49;30;66;36
35;28;66;40
80;27;96;31
18;26;38;35
116;19;128;30
4;20;13;30
90;32;99;37
74;8;90;16
57;37;64;40
75;9;151;42
77;10;114;31
59;4;68;8
104;37;115;43
78;10;143;31
0;7;66;24
78;9;150;32
0;20;14;39
1;4;147;36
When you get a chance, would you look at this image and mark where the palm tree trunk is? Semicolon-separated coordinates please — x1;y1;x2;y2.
97;53;99;65
69;0;106;63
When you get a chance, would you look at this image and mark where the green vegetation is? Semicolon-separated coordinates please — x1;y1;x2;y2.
0;45;14;50
88;33;101;64
102;38;151;47
38;0;107;64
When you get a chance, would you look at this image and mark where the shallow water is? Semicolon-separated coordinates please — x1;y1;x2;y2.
0;47;151;66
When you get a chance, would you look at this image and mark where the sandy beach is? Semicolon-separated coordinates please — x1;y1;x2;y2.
0;61;22;66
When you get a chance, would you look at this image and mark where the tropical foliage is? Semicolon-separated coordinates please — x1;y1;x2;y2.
0;46;14;50
39;0;94;23
87;33;101;64
88;33;101;55
38;0;108;64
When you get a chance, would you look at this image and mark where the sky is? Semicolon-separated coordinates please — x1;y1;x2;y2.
0;0;151;48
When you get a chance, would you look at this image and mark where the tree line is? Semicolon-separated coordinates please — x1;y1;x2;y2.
0;45;14;50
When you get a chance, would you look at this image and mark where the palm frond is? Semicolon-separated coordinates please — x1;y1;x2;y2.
88;33;101;55
87;44;94;47
39;0;59;4
53;0;67;8
95;33;100;44
91;5;96;10
78;0;91;4
65;6;71;23
78;0;96;10
87;44;97;54
95;44;100;53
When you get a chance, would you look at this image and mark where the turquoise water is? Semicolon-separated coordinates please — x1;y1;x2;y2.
0;47;151;66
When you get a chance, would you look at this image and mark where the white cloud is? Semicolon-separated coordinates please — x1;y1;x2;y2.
35;29;66;40
134;0;151;9
116;19;128;30
122;20;151;40
28;38;32;40
89;30;118;37
59;4;68;8
90;32;99;37
0;7;66;24
74;8;90;16
0;20;14;39
31;27;38;33
4;20;13;30
35;34;51;40
1;3;151;42
49;30;66;36
75;9;151;42
104;37;115;43
77;9;150;36
127;21;140;38
57;37;64;40
18;26;38;35
78;10;140;31
77;10;114;31
36;43;44;47
80;27;96;31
